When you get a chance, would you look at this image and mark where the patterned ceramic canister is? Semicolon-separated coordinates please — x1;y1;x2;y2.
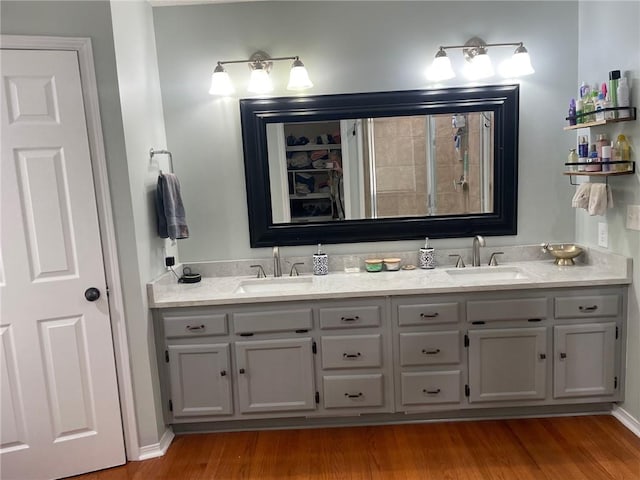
419;247;435;269
313;253;329;275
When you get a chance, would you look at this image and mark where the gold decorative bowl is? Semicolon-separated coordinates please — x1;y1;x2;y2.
541;243;584;266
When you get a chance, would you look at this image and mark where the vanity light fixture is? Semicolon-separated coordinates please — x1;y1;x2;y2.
426;37;534;82
209;51;313;96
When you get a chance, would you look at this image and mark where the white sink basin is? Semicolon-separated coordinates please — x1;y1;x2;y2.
445;266;530;282
235;276;313;294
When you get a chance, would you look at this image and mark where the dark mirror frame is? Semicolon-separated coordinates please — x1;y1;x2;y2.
240;84;519;247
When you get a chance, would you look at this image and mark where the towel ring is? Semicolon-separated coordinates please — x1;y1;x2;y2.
150;148;174;174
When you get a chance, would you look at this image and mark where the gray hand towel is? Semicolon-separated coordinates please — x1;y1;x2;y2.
155;173;189;240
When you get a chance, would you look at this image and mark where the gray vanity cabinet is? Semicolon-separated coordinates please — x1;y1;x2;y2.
167;343;232;417
467;327;548;403
553;323;617;399
235;338;316;413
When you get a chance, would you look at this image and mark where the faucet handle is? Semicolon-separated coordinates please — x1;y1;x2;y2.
289;262;304;277
250;264;267;278
449;254;465;268
488;252;504;266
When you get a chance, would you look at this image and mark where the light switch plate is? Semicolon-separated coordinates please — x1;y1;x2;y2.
598;222;608;248
627;205;640;231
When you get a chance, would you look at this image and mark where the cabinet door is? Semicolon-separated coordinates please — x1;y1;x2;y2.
468;327;547;403
554;323;616;398
167;343;232;417
235;338;316;413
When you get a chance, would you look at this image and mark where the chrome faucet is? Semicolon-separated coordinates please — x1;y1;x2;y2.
472;235;485;267
273;246;282;277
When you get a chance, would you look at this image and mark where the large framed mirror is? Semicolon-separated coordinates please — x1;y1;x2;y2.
240;84;518;247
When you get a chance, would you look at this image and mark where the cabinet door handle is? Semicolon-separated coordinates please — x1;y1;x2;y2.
423;388;441;395
343;352;362;359
539;353;546;360
220;370;227;376
341;316;360;322
239;368;246;374
186;324;205;331
559;352;567;359
422;348;441;355
579;305;598;312
344;392;363;399
420;312;439;318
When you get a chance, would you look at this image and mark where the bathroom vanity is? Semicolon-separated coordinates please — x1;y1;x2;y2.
148;249;631;432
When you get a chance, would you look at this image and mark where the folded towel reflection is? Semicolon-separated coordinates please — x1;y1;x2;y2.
155;172;189;240
572;182;613;216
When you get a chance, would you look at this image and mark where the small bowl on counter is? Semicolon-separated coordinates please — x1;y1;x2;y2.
365;259;383;272
383;258;402;271
541;243;584;266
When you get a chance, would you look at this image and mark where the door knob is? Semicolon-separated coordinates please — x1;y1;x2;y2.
84;287;101;302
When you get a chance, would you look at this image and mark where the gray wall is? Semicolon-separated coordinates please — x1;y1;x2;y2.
576;1;640;424
153;1;579;263
1;0;164;450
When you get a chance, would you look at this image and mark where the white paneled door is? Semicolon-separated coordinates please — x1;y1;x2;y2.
0;49;125;479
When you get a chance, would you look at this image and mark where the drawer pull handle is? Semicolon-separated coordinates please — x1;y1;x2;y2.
344;392;363;399
560;352;567;359
341;316;360;322
220;370;227;377
579;305;598;312
422;348;441;355
420;312;439;318
528;318;542;322
186;324;205;331
239;368;246;374
343;352;362;359
539;353;546;360
423;388;441;395
239;333;254;337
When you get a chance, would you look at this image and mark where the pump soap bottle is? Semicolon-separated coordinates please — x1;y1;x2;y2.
313;244;329;275
419;237;435;269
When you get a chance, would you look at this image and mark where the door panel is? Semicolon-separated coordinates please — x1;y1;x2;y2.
1;48;125;479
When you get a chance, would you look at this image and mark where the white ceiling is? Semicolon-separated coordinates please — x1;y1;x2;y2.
148;0;268;6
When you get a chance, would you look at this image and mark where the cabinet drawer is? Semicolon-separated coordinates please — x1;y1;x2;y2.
319;305;381;329
401;371;461;406
466;298;547;323
321;335;381;369
162;311;228;338
399;331;460;366
555;295;620;318
323;374;384;408
398;302;459;326
232;308;312;334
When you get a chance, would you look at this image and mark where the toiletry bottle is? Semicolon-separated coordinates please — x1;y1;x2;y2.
586;144;601;172
583;93;595;123
313;243;328;275
419;237;435;269
609;70;620;117
617;77;630;119
595;92;605;122
578;135;588;171
615;135;631;171
596;133;609;160
568;99;576;126
601;144;611;172
567;149;578;172
575;98;584;124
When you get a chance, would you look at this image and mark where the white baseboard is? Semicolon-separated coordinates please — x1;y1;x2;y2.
134;427;175;461
612;406;640;438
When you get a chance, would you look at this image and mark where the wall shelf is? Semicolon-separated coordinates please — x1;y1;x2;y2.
563;161;635;185
564;107;636;130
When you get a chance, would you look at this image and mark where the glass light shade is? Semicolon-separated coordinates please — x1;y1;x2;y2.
426;54;455;82
510;50;535;76
208;67;234;96
248;68;273;94
287;59;313;90
464;52;494;80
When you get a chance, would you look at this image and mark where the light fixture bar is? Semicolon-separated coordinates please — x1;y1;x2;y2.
217;55;298;66
438;41;523;51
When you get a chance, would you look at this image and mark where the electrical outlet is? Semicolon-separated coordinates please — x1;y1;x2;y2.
598;222;608;248
626;205;640;231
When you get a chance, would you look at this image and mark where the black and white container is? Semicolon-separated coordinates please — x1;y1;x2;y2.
313;244;329;275
419;237;435;269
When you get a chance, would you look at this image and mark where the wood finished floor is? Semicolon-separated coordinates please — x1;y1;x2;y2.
70;416;640;480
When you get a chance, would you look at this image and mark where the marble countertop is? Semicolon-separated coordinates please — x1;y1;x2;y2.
148;247;632;308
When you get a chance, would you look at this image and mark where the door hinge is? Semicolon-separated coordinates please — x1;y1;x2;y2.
614;376;618;389
312;341;317;354
315;391;320;404
165;350;169;362
464;334;469;347
465;385;470;397
616;326;619;339
169;399;173;412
